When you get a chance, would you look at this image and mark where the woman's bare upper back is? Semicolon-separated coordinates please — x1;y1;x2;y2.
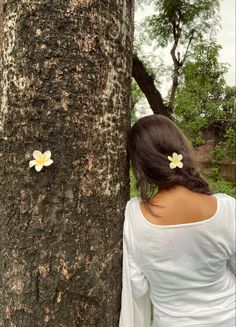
140;185;218;226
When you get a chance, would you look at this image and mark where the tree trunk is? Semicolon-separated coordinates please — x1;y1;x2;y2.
0;0;3;52
0;0;3;107
168;63;180;112
0;1;133;326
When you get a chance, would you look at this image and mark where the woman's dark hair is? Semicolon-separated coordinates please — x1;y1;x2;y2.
127;114;213;217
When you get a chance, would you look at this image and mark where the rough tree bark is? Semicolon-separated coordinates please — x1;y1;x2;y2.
0;1;133;326
0;0;3;106
0;0;3;52
132;54;170;117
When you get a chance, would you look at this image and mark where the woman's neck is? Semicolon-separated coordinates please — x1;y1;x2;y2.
153;185;190;199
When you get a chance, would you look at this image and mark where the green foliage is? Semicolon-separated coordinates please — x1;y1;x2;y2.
131;80;142;122
221;86;236;127
224;127;236;160
209;144;225;162
205;167;236;197
174;40;232;146
129;166;139;198
132;80;143;105
209;178;236;197
143;0;220;47
208;166;221;181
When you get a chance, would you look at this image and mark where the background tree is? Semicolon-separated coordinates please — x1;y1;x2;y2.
174;39;229;144
174;39;236;158
133;0;220;114
0;1;133;326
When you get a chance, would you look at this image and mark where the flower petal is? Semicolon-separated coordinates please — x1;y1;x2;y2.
177;162;183;168
33;150;43;159
169;162;176;169
35;164;43;172
177;154;183;161
172;152;178;158
29;160;36;168
43;159;53;166
43;150;51;160
167;156;173;161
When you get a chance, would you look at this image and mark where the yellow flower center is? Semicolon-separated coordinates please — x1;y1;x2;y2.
36;155;47;165
172;158;180;164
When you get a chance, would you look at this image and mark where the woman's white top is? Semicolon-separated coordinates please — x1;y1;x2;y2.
119;193;236;327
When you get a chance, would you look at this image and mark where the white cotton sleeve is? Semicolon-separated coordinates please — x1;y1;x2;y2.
124;202;150;299
128;251;150;298
119;200;151;327
224;194;236;276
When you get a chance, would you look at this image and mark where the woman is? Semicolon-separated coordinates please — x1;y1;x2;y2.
119;114;235;327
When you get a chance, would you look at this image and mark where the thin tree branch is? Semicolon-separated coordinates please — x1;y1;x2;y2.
180;30;194;66
168;28;195;112
168;18;182;111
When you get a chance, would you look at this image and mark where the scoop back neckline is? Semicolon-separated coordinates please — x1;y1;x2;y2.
134;194;220;229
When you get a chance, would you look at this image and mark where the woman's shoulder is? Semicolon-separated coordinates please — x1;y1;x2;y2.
125;196;140;208
214;192;235;204
124;197;140;244
214;192;235;199
215;193;235;223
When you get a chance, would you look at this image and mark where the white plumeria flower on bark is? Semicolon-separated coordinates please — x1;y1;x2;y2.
167;152;183;169
29;150;53;172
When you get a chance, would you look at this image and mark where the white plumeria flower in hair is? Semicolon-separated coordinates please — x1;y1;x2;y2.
167;152;183;169
29;150;53;172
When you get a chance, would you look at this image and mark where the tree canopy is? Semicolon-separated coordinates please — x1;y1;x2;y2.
143;0;220;47
133;0;222;112
174;39;231;145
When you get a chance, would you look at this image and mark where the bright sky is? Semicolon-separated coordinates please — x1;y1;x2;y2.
135;0;235;86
